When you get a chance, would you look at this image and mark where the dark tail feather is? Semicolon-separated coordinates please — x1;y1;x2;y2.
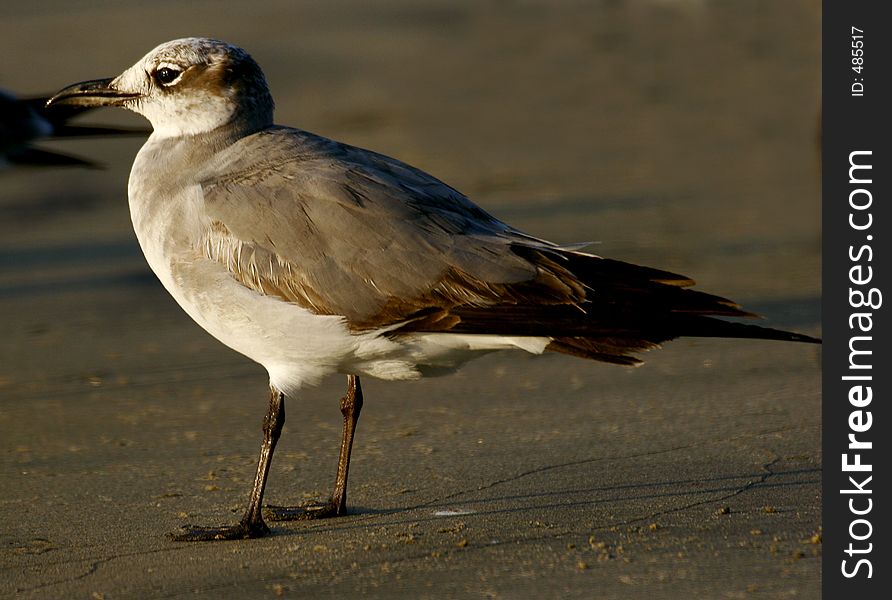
548;315;820;365
547;339;649;366
50;123;151;138
401;246;820;365
22;95;151;137
7;147;101;169
665;314;821;344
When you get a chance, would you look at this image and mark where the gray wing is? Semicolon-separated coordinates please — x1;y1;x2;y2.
199;127;587;329
197;126;773;367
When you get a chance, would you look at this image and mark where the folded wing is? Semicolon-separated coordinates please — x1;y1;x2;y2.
199;127;818;366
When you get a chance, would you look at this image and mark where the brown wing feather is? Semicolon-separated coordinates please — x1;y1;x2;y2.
201;221;589;329
392;247;816;365
196;126;817;367
199;127;593;328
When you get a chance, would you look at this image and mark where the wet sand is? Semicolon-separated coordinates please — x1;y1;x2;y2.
1;1;821;598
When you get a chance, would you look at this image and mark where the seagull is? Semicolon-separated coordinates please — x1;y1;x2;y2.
47;38;819;541
0;87;147;169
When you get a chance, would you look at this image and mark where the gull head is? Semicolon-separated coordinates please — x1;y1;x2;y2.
47;38;274;139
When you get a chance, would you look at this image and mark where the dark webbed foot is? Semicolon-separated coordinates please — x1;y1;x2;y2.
169;518;270;541
264;499;344;521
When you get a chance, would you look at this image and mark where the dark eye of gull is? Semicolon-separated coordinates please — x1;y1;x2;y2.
154;67;182;86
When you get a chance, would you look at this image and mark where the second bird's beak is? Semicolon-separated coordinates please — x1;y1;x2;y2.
46;78;140;108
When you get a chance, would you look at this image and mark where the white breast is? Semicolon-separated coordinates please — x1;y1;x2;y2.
126;148;414;392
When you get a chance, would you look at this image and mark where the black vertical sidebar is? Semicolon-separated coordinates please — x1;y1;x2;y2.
823;2;890;597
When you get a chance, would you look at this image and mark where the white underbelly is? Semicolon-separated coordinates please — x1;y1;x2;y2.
147;250;553;389
152;249;390;389
128;184;549;393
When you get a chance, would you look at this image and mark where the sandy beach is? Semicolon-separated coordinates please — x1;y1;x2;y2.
1;1;821;597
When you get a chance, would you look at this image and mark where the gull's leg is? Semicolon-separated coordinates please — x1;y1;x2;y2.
265;375;363;520
171;387;285;541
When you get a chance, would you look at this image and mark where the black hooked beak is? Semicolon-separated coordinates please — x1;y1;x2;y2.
46;78;140;109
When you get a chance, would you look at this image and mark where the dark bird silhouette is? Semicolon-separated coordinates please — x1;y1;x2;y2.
1;87;148;169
